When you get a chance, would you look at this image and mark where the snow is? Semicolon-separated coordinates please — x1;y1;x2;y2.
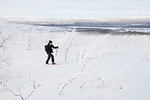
0;21;150;100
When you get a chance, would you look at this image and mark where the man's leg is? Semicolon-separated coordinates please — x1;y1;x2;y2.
50;53;55;63
46;54;50;64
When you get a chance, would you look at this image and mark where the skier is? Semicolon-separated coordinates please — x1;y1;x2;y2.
45;40;58;65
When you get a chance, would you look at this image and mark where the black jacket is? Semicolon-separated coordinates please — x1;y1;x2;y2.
46;44;58;54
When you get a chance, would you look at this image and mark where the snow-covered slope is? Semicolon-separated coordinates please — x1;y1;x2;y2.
0;21;150;100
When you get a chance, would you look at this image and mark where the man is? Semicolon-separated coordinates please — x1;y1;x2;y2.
45;40;58;64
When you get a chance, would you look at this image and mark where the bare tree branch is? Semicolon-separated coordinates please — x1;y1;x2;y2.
65;44;71;62
58;37;101;95
4;69;41;100
0;33;8;47
58;70;83;95
80;78;104;89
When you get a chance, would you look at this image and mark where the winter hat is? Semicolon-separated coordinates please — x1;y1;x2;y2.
49;40;52;43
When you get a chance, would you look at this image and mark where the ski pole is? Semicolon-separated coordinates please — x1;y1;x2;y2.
56;48;58;56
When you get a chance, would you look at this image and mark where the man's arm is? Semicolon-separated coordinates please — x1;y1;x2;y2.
52;45;58;49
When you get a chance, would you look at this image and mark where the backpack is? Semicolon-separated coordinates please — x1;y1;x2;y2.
44;45;48;51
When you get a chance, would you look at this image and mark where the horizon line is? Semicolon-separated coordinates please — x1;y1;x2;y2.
1;17;150;23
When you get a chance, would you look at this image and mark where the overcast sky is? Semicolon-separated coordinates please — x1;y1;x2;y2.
0;0;150;19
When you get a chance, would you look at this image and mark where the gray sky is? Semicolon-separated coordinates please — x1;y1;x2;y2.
0;0;150;19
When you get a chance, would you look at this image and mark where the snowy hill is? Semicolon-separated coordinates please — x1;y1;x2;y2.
0;21;150;100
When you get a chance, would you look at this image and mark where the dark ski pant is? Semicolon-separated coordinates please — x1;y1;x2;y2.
46;53;54;64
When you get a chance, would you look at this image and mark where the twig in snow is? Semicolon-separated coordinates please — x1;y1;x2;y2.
5;69;41;100
58;71;83;95
65;44;71;62
80;78;104;89
0;33;8;47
